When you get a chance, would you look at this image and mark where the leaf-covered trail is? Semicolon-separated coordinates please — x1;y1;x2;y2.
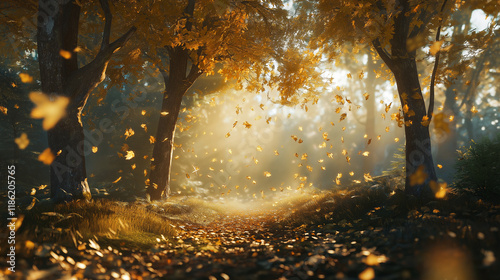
4;195;500;280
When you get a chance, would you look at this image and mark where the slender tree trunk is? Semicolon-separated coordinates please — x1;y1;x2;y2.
37;0;135;202
371;0;438;200
147;53;202;200
148;85;185;200
436;84;458;182
392;59;437;199
362;55;376;174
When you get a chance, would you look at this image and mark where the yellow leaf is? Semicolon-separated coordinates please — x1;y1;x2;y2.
124;128;135;139
15;133;29;150
264;171;271;177
256;146;263;152
141;110;146;115
19;73;33;83
29;92;69;130
359;267;375;280
112;177;122;183
0;106;7;115
364;173;373;182
274;150;279;156
243;121;252;128
92;146;98;153
340;113;347;122
429;40;444;56
125;150;135;160
38;148;55;165
149;136;156;144
421;115;430;127
362;151;369;157
409;165;428;186
59;49;72;59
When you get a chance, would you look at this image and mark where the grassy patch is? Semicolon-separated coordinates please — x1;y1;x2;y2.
19;199;175;250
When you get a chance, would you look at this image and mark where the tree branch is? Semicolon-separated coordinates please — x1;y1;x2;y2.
372;38;394;69
99;0;112;51
186;62;202;84
428;0;448;121
184;0;196;32
108;26;137;53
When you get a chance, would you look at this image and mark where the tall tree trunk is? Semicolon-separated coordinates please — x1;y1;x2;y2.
371;0;438;200
148;81;185;200
362;54;377;174
435;84;458;182
392;59;437;199
147;46;201;200
147;0;201;201
37;0;135;202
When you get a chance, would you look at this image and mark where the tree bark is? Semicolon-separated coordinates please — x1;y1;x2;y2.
371;0;437;200
147;0;201;201
37;0;135;202
362;54;377;174
147;46;201;200
435;84;458;182
391;59;437;199
148;78;185;200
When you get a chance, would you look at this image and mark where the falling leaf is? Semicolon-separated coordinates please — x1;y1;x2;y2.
0;106;7;115
264;171;272;177
243;121;252;128
256;146;263;152
429;40;444;56
112;177;122;183
124;128;135;139
59;49;72;59
19;73;33;83
421;115;430;127
364;173;373;182
149;136;156;144
363;93;370;100
161;111;169;116
30;92;69;130
359;267;375;280
15;133;29;149
409;165;428;186
394;138;399;143
274;150;279;156
92;146;98;153
38;148;55;165
340;113;347;122
125;151;135;160
225;132;230;138
141;110;146;115
362;151;369;157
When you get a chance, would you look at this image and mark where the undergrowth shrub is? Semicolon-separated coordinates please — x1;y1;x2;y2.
454;134;500;200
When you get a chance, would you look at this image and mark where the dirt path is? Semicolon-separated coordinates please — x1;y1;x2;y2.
3;199;499;280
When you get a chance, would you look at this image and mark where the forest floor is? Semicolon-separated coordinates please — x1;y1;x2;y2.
1;184;500;280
